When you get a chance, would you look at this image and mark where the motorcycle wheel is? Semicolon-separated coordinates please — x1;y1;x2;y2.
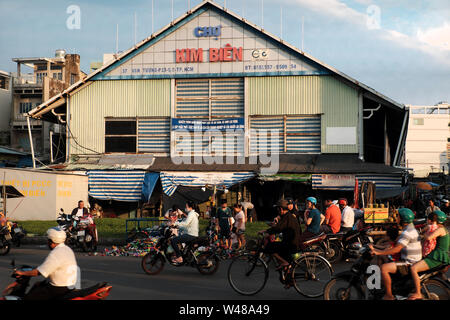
325;242;342;264
0;238;11;256
141;251;165;275
323;277;365;300
421;279;450;300
196;252;220;275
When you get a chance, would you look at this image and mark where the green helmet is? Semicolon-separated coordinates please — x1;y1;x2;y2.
398;208;415;224
435;210;447;224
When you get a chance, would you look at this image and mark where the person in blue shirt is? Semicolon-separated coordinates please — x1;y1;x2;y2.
298;197;325;249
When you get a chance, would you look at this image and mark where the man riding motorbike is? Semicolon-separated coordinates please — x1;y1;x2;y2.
71;200;88;219
298;197;325;248
320;198;342;234
170;201;199;264
368;208;422;300
258;199;302;270
14;227;79;300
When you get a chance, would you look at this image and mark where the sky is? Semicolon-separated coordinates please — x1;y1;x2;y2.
0;0;449;105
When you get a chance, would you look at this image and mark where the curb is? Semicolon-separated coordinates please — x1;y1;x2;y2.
21;236;126;246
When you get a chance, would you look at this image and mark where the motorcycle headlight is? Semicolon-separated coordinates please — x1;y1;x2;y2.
350;242;362;250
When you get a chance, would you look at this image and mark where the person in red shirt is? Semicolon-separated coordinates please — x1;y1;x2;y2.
320;199;342;234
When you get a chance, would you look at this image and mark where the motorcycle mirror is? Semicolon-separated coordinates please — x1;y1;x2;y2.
60;208;64;212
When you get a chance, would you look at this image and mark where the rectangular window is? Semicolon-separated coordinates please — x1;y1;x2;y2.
413;118;424;125
0;75;9;90
105;119;136;153
137;117;170;153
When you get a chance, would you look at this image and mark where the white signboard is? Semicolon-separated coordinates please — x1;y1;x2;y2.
326;127;357;145
321;174;355;187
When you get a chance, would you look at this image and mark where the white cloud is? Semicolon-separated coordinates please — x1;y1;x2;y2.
417;23;450;51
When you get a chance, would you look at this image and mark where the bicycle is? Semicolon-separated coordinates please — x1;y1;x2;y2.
227;233;334;298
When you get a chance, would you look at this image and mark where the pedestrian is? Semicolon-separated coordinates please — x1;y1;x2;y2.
232;204;246;250
217;198;233;250
241;198;256;223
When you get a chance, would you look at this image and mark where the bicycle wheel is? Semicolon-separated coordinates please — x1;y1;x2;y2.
141;251;165;275
323;277;364;300
422;279;450;300
292;254;333;298
325;242;342;264
228;253;269;296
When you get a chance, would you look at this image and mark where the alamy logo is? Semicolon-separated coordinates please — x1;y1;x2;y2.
366;265;381;289
66;5;81;30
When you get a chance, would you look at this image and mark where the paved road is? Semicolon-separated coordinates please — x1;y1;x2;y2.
0;245;353;300
1;246;448;300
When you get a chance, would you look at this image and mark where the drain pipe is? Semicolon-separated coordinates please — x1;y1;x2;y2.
26;115;36;169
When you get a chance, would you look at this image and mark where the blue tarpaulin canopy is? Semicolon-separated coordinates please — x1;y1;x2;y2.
88;170;146;202
142;172;159;202
160;171;256;196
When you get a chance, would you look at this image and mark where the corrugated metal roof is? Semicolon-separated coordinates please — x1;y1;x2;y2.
0;146;29;156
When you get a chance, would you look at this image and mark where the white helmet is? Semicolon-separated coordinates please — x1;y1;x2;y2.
47;227;66;244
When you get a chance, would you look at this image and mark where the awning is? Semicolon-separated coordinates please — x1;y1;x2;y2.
376;186;410;199
0;185;25;199
160;171;256;196
312;173;403;191
258;173;311;182
88;170;146;202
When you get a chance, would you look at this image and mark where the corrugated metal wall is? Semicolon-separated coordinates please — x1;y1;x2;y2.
247;75;359;153
70;79;171;154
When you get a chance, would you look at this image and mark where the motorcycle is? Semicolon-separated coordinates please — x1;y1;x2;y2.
323;243;450;300
322;227;374;264
0;225;11;256
57;208;73;231
1;260;112;300
141;224;219;276
10;222;26;247
57;209;98;252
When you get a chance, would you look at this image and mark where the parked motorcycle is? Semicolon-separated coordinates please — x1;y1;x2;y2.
57;209;98;252
0;225;11;256
141;224;219;276
323;243;450;300
1;260;112;300
10;222;26;247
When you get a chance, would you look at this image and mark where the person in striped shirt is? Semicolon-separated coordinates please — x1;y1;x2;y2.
369;208;422;300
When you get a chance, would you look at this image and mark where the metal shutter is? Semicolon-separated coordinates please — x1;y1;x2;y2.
175;79;209;118
286;116;321;153
250;117;284;154
211;78;244;118
138;118;170;153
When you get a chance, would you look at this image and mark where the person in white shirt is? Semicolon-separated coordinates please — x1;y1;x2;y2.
71;200;88;219
232;204;246;250
15;227;79;300
170;201;199;264
339;198;354;232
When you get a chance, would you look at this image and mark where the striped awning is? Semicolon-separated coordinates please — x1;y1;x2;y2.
312;173;403;191
160;171;256;196
88;170;146;202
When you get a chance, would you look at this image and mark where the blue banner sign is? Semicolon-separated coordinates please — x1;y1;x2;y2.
172;118;244;131
194;26;221;38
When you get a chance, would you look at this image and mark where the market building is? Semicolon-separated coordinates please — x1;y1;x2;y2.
28;1;409;219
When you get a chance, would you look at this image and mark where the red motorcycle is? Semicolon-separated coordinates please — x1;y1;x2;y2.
1;261;112;300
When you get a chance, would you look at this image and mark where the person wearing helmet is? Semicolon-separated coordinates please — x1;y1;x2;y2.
408;210;449;300
258;199;302;270
338;198;354;233
368;208;422;300
14;227;78;300
441;199;450;216
298;197;325;249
